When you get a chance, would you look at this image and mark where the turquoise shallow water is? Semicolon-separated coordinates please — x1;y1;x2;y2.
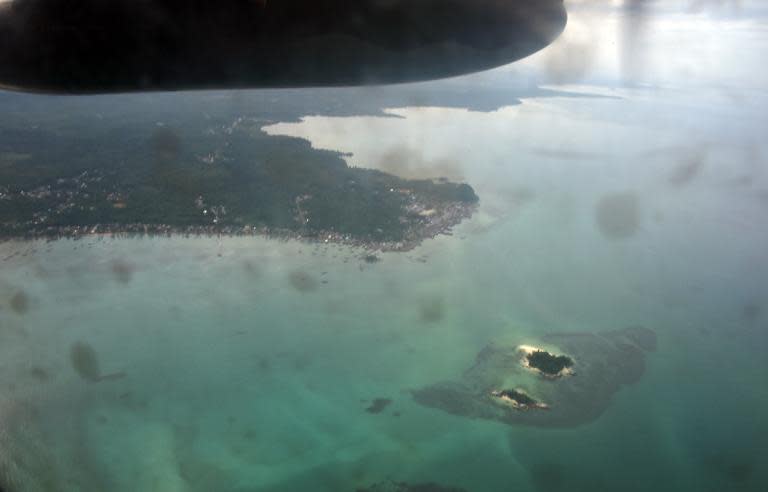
1;161;767;491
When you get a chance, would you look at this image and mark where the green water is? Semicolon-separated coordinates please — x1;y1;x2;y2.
1;176;766;491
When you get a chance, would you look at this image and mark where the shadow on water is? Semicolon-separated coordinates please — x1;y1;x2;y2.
595;191;641;239
373;146;464;182
70;341;102;383
110;259;135;284
525;462;609;492
28;366;51;383
528;463;566;492
70;341;126;384
702;452;757;487
9;290;29;315
419;297;445;323
741;301;762;323
289;270;318;293
364;398;392;414
241;260;263;278
668;151;705;187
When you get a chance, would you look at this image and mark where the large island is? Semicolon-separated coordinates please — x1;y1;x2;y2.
0;105;477;251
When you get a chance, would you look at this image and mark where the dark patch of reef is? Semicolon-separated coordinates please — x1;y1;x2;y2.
70;341;126;383
9;290;29;315
365;398;393;414
357;480;468;492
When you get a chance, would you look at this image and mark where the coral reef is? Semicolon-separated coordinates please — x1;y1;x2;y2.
413;326;657;427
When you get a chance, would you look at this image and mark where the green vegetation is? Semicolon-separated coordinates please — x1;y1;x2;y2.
526;350;573;376
0;95;477;248
497;389;537;406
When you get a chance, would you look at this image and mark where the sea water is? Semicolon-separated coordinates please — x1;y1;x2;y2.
2;84;767;491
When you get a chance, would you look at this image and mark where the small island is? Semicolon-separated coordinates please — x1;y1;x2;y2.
519;345;574;378
412;326;658;428
490;389;549;411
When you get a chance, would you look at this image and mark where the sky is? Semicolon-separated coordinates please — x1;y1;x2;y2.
491;0;768;91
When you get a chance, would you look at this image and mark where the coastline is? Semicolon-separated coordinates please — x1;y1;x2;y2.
0;202;477;253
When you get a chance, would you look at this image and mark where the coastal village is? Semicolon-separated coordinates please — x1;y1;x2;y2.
0;116;478;251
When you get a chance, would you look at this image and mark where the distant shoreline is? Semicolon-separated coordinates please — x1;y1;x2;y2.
0;202;476;253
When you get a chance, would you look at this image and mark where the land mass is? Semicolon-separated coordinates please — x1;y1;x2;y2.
0;116;476;251
520;346;574;378
490;389;549;411
0;81;614;249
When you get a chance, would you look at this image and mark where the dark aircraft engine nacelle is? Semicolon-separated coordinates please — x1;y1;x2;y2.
0;0;567;93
